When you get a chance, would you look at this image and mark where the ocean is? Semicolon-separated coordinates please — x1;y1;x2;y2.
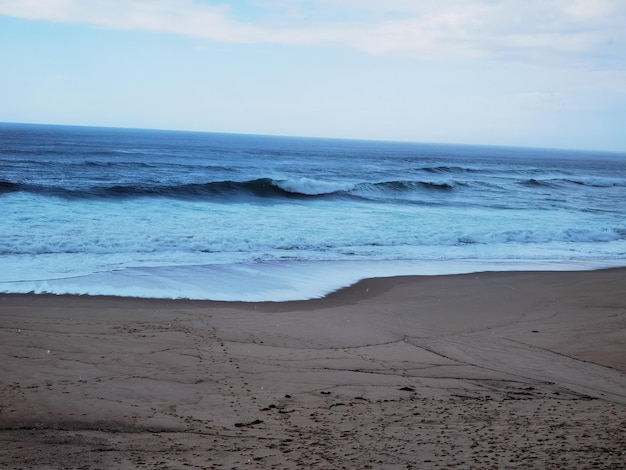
1;123;625;301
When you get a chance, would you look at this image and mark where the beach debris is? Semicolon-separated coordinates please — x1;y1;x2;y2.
399;386;415;392
234;419;263;428
329;402;347;409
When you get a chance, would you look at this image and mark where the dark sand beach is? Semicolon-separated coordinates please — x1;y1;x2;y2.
1;269;625;469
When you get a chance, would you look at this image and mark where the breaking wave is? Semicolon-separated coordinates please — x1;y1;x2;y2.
0;177;461;201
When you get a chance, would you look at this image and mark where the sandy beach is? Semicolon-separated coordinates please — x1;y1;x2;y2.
1;269;625;469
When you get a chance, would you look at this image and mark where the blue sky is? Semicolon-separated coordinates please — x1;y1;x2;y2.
1;0;625;151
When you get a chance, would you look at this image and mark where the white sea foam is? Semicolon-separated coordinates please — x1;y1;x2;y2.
275;177;354;195
1;259;622;302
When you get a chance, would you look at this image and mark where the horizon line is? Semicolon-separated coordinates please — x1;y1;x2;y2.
1;120;624;155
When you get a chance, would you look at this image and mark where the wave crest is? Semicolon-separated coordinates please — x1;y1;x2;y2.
275;178;355;195
522;177;626;188
0;177;460;201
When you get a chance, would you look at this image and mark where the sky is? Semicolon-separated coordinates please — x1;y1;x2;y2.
0;0;625;151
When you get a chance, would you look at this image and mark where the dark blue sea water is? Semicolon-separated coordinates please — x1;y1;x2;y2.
1;123;625;300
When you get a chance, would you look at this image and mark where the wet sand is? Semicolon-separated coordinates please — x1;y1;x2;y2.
1;269;625;468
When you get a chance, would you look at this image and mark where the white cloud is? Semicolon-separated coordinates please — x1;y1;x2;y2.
348;0;626;64
0;0;271;42
564;0;615;21
0;0;625;66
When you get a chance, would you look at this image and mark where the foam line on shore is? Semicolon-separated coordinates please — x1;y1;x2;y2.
2;259;624;301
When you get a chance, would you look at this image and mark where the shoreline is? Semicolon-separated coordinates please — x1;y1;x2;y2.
1;269;625;468
3;259;625;302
